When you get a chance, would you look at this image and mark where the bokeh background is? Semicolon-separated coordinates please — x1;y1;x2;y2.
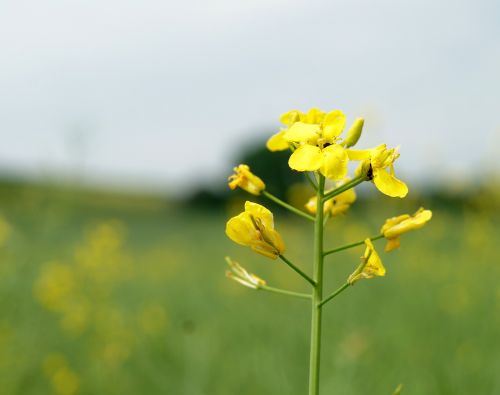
0;1;499;394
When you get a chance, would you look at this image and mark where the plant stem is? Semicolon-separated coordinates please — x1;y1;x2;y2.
262;191;315;222
279;255;316;287
322;175;366;202
323;234;384;257
309;174;325;395
318;283;350;307
260;285;312;299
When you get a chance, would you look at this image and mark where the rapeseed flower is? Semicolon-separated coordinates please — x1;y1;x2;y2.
381;207;433;251
226;201;285;259
348;144;408;198
225;257;266;289
228;164;266;195
348;239;386;284
305;178;357;216
267;108;364;180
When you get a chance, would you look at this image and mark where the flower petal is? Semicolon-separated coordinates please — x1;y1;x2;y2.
347;149;372;161
373;168;408;198
320;144;348;180
279;110;305;126
225;213;257;246
288;145;322;171
305;108;325;124
322;110;346;140
266;131;289;151
244;201;275;230
284;122;320;143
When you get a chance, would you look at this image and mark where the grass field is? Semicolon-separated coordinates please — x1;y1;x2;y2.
0;181;498;395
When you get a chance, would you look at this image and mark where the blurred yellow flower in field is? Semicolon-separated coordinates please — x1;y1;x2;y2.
348;239;386;284
381;208;433;251
225;256;266;289
34;262;76;312
226;201;285;259
42;353;80;395
348;144;408;198
228;164;266;195
267;108;364;180
305;178;357;216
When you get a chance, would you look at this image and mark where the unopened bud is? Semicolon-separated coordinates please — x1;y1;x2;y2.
343;117;364;148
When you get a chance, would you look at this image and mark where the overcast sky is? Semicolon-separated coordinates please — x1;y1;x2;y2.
0;0;498;193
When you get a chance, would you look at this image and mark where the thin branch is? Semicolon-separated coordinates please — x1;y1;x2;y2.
323;234;384;257
262;191;315;222
279;254;316;287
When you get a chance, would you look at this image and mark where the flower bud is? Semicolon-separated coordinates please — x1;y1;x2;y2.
228;164;266;195
343;117;364;148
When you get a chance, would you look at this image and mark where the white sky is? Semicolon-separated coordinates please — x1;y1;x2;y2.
0;0;499;193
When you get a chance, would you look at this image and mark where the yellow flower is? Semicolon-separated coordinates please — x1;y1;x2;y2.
283;108;349;180
381;207;433;252
348;239;386;284
266;108;364;180
305;178;357;216
348;144;408;198
266;109;305;151
226;201;285;259
228;164;266;195
225;257;266;289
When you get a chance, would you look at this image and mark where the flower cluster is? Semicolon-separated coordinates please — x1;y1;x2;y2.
224;107;432;290
223;107;433;395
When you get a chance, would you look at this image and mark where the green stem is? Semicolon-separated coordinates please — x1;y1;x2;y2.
322;175;366;202
323;234;384;257
318;283;350;308
260;285;312;300
262;191;315;222
279;255;316;287
309;174;325;395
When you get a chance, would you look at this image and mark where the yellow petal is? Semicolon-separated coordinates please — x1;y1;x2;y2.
279;110;305;126
384;237;400;252
284;122;320;143
348;239;386;284
347;149;372;161
225;213;257;246
373;168;408;198
320;144;348;180
384;209;432;239
305;108;325;124
244;201;274;230
288;145;322;171
322;110;346;140
380;214;410;235
266;131;289;151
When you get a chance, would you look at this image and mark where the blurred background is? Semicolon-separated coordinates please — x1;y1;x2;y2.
0;1;499;394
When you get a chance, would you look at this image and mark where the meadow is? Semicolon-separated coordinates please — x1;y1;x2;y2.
0;180;498;395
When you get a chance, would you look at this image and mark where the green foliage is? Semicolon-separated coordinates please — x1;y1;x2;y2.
0;182;498;395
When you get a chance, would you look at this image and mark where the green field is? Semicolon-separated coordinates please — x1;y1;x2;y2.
0;181;498;395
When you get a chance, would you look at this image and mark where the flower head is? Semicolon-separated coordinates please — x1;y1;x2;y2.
225;257;266;289
305;178;357;216
349;144;408;198
348;239;386;284
226;201;285;259
228;164;266;195
381;208;432;252
266;108;364;180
